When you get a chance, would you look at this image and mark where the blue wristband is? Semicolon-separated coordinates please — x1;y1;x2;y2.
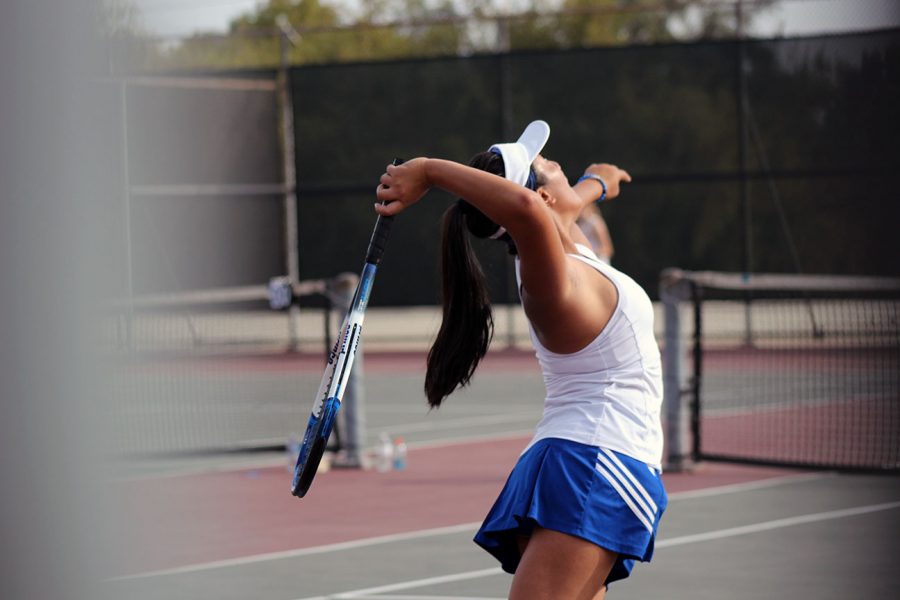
577;174;607;202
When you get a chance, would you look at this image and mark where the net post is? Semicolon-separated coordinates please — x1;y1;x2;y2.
330;272;367;468
690;281;704;463
277;31;301;351
660;268;693;472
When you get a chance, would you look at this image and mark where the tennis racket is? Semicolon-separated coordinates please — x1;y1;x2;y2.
291;158;403;498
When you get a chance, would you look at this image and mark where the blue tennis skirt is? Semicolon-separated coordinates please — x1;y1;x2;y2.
473;437;667;585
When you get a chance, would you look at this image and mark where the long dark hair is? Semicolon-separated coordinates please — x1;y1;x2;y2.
424;151;517;408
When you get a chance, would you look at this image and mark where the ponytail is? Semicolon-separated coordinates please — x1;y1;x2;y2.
424;203;494;408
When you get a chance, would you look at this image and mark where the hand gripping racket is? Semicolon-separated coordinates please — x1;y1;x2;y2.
291;158;403;498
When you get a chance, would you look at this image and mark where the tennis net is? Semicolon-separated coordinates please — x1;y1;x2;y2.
102;281;337;456
661;270;900;472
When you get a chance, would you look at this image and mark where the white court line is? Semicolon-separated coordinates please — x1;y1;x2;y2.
354;595;504;600
116;430;534;483
655;500;900;548
704;394;886;418
109;522;482;582
666;472;831;501
329;568;502;599
110;470;830;580
293;500;900;600
113;456;286;482
297;594;505;600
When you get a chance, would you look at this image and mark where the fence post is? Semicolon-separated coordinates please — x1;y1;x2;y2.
660;269;692;472
277;29;301;350
330;273;366;468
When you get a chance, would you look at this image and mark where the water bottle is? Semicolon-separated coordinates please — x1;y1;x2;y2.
375;432;393;473
392;436;407;471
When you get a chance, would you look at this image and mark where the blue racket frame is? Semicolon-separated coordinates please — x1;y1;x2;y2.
291;159;401;498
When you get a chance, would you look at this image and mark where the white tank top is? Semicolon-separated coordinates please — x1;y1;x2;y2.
517;244;664;468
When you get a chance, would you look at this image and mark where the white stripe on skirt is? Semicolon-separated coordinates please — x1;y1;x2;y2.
594;463;654;533
599;448;659;513
596;452;657;526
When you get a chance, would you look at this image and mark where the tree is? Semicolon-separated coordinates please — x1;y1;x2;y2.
142;0;777;70
165;0;464;69
501;0;777;50
99;0;180;74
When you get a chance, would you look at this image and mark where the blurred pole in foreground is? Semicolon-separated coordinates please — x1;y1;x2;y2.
277;16;302;349
0;1;118;597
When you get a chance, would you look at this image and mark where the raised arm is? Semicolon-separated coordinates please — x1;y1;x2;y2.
377;158;539;226
572;163;632;212
377;157;570;301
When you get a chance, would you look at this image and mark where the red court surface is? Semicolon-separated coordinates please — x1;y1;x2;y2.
115;435;806;577
702;397;900;468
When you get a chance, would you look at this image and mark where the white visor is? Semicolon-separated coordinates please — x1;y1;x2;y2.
489;120;550;188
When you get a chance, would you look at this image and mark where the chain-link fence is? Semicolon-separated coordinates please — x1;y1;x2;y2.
290;29;900;305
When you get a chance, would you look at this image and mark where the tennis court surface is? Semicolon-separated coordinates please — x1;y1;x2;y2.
106;350;900;599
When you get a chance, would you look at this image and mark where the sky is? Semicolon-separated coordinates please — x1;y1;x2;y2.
133;0;900;39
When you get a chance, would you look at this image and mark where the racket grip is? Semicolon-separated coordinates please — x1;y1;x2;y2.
366;158;404;265
365;214;393;265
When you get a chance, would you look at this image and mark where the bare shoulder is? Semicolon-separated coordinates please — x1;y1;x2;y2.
522;256;618;354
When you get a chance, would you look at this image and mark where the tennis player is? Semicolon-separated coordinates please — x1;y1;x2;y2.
375;121;666;600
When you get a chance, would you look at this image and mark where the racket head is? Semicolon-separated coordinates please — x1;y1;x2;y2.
291;396;341;497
